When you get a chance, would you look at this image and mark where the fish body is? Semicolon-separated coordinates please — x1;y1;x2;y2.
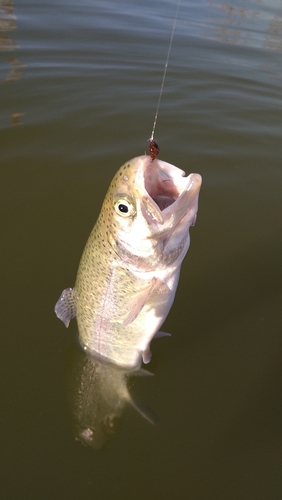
55;155;201;368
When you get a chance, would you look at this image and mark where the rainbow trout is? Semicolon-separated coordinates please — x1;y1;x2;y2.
55;155;202;368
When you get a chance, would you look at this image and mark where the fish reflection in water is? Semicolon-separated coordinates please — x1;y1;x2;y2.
65;342;155;449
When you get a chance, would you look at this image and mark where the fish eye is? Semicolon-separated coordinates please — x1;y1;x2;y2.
113;196;136;218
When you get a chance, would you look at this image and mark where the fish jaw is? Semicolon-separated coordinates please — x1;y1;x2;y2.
138;155;202;233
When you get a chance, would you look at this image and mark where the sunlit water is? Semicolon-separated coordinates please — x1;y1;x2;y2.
1;0;282;498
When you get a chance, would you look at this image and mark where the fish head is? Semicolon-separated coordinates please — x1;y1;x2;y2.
102;155;202;271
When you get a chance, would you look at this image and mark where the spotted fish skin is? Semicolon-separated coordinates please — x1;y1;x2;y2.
55;155;202;368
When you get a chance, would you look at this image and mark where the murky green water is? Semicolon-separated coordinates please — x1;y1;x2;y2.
1;0;282;498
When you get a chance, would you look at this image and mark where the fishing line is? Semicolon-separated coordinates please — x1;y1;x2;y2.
149;0;182;159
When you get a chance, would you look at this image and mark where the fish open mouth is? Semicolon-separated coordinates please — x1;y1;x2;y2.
144;160;180;211
140;156;202;228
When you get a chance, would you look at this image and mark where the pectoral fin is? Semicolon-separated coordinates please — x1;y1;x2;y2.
122;277;163;327
54;287;76;327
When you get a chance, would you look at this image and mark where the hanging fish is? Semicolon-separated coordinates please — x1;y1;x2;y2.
55;154;201;368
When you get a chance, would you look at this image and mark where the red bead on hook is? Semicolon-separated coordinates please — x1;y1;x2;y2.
149;139;160;161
